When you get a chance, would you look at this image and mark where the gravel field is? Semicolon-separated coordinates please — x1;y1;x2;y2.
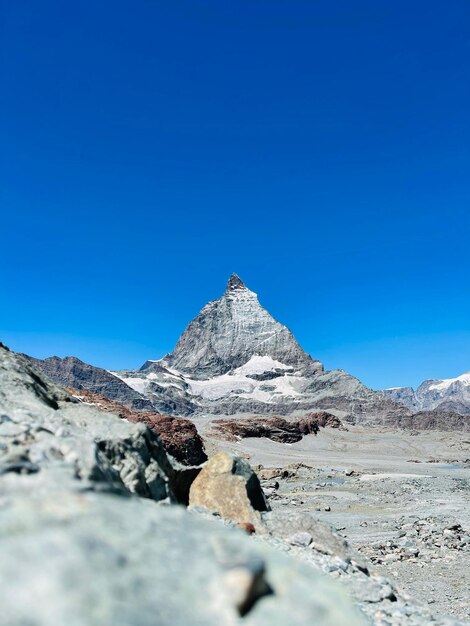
199;422;470;622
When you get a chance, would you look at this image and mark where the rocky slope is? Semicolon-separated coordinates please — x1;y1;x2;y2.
24;354;156;411
384;372;470;416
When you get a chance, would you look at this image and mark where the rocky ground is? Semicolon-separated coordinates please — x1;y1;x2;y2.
2;343;469;625
200;420;470;623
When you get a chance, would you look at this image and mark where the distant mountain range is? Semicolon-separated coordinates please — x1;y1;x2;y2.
384;372;470;416
22;274;469;431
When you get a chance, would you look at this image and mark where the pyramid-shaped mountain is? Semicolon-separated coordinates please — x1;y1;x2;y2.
165;274;321;379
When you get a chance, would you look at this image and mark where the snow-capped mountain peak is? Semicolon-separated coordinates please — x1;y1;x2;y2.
164;274;317;379
384;371;470;415
428;371;470;391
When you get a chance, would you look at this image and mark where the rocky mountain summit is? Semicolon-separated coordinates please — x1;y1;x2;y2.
165;273;321;378
26;275;414;427
384;372;470;416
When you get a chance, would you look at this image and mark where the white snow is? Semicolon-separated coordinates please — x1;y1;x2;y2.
233;355;290;376
188;373;255;400
428;371;470;391
111;353;308;405
185;355;303;402
116;377;150;395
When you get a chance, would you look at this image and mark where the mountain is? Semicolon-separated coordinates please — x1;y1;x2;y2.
23;354;155;411
165;274;321;378
384;372;470;416
24;274;411;426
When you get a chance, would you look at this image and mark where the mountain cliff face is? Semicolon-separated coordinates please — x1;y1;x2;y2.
23;355;155;412
24;274;413;425
384;372;470;416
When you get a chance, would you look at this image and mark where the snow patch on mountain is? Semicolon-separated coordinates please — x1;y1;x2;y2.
428;372;470;391
233;355;292;376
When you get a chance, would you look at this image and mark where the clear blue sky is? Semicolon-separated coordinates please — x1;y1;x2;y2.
1;1;469;390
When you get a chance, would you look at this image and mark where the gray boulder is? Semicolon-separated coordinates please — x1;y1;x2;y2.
0;487;366;626
0;343;183;502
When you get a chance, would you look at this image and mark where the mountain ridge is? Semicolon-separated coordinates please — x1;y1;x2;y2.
20;274;415;426
18;274;469;428
384;372;470;416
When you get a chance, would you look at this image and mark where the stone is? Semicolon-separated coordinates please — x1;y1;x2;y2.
65;388;207;466
263;509;370;571
222;559;272;616
288;532;313;547
189;452;270;529
237;522;256;535
211;413;342;444
0;487;367;626
0;344;192;504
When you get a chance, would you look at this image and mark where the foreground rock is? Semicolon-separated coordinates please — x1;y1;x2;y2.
211;412;342;444
68;388;207;466
189;452;270;529
0;343;195;503
1;344;369;626
0;485;367;626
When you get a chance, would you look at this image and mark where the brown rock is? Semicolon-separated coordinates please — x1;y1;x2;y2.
211;411;342;444
189;452;269;529
67;388;207;466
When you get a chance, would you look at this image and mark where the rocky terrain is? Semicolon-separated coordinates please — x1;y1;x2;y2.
2;342;469;625
384;373;470;416
206;423;470;624
1;342;366;625
23;353;198;416
8;274;469;624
